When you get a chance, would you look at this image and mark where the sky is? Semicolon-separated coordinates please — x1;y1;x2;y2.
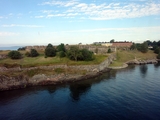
0;0;160;46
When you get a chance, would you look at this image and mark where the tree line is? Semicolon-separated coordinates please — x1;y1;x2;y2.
130;40;160;59
8;43;95;61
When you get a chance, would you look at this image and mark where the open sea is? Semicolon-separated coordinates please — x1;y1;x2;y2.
0;63;160;120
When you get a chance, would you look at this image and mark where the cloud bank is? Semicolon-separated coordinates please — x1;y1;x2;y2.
39;0;160;20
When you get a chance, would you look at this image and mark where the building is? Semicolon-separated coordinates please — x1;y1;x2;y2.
101;43;112;47
93;41;132;48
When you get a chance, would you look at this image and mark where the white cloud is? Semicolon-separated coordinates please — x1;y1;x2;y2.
41;0;78;7
35;16;44;18
40;0;160;20
2;24;44;28
46;14;66;18
0;32;19;36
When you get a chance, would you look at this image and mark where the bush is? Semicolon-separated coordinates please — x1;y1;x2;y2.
58;51;66;58
45;44;56;57
130;43;136;50
107;48;111;53
8;51;22;59
30;49;39;57
67;46;80;61
57;43;66;52
67;46;94;61
79;49;94;61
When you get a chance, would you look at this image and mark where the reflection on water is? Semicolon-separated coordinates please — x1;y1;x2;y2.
69;83;91;101
69;70;118;101
139;65;148;77
47;85;66;94
154;61;160;68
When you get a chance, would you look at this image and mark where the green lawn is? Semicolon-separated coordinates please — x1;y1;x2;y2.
0;50;108;68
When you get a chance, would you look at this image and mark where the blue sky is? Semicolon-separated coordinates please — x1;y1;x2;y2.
0;0;160;46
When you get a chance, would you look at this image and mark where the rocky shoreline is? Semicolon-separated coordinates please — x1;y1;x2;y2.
0;53;159;91
0;69;111;91
0;54;116;91
126;59;158;65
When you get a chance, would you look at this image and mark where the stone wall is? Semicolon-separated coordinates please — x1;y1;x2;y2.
25;45;116;54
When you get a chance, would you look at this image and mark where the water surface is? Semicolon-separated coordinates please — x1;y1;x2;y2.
0;63;160;120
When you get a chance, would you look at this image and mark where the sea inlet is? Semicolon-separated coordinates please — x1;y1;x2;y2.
0;63;160;120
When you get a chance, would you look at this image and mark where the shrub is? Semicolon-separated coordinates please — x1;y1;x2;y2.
8;51;22;59
79;49;94;61
107;48;112;53
67;46;80;61
58;51;66;58
67;46;94;61
57;43;66;52
45;44;56;57
30;49;39;57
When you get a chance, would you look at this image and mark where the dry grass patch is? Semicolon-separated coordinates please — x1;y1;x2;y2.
110;50;157;67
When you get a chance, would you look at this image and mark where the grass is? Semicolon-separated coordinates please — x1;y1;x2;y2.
0;67;88;77
0;49;157;77
0;50;108;68
110;50;157;67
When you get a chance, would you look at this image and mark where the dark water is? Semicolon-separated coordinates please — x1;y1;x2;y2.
0;63;160;120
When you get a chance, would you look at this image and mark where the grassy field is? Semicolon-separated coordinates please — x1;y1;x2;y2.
0;50;108;68
0;49;157;68
110;50;157;67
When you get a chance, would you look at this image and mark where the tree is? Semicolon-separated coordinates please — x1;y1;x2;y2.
57;43;66;52
110;39;115;43
140;42;148;53
8;51;22;59
47;43;53;48
130;43;136;50
79;49;94;61
67;46;80;61
18;47;26;51
45;44;56;57
57;43;66;58
30;49;39;57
